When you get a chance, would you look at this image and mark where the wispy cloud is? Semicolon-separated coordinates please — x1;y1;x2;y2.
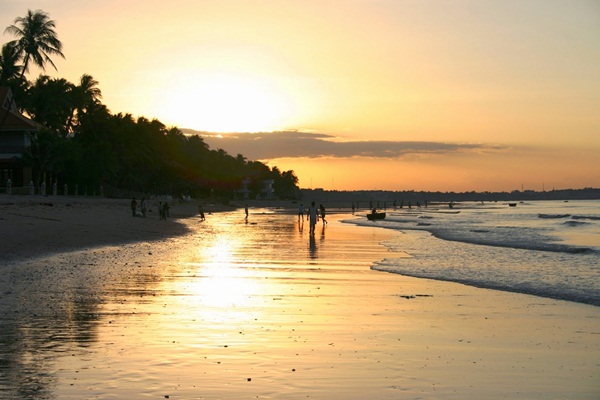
182;129;503;160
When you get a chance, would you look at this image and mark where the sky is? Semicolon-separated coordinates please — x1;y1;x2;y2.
3;0;599;192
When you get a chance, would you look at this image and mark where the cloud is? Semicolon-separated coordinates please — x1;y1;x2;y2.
181;129;502;160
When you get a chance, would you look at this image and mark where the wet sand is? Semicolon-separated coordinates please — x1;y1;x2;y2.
1;196;599;399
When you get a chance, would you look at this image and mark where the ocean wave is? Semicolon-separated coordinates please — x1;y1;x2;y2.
347;217;597;255
538;213;571;219
372;263;600;307
430;228;595;254
347;201;600;307
572;215;600;221
563;220;589;227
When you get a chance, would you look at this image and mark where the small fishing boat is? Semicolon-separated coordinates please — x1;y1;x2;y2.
367;212;386;220
508;203;517;207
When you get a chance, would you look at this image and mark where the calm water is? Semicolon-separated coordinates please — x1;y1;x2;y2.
348;200;600;306
0;210;400;399
1;205;599;399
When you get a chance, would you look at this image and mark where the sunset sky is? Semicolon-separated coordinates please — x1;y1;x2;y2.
3;0;599;192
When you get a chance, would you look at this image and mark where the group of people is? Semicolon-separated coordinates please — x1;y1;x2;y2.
298;202;327;235
130;197;169;219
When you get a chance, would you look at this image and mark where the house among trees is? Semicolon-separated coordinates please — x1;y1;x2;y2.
260;179;275;199
1;87;42;188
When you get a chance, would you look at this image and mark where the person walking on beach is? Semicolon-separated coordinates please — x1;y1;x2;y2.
159;202;165;220
198;205;206;221
131;198;137;217
298;203;304;221
163;201;170;218
309;201;318;235
141;198;147;218
319;203;327;225
245;204;249;219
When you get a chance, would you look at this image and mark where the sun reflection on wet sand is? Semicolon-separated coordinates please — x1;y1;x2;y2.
2;211;599;399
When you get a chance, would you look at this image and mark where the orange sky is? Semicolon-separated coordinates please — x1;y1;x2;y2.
3;0;599;191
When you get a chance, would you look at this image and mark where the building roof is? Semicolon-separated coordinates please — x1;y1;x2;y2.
0;87;43;132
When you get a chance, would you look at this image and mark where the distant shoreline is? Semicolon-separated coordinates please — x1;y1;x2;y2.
300;187;600;203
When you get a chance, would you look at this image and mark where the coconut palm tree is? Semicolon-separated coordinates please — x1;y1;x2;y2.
4;9;64;78
1;9;64;126
0;42;22;85
68;74;102;132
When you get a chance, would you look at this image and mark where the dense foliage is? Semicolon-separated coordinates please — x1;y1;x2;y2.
1;9;299;199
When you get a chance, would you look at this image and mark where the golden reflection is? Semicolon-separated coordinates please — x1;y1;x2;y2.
197;238;256;309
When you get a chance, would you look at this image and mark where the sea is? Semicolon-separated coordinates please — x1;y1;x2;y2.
347;200;600;306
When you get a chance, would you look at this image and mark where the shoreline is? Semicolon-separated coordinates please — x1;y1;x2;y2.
1;195;599;398
0;194;238;263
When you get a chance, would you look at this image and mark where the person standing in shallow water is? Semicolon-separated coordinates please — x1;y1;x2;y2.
308;201;318;235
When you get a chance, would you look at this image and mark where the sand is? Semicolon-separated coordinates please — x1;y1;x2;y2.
1;194;599;399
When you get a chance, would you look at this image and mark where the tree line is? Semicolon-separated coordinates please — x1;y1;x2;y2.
0;9;299;199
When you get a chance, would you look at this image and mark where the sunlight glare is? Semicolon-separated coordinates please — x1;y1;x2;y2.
162;72;292;132
193;238;258;312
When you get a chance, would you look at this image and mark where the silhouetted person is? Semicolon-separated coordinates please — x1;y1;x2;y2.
131;198;137;217
245;204;249;219
159;202;165;220
319;204;327;225
199;205;206;221
298;203;305;221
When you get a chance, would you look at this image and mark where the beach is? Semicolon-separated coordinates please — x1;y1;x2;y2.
1;195;599;399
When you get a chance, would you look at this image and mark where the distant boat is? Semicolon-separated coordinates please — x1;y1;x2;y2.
508;203;517;207
367;212;386;220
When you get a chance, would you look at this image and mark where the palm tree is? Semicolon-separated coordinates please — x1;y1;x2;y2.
76;74;102;108
68;74;102;132
0;42;22;85
1;9;64;126
4;9;65;78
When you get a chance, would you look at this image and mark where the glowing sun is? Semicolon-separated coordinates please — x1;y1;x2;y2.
162;72;292;132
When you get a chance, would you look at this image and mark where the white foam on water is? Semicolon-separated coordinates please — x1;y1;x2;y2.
345;200;600;306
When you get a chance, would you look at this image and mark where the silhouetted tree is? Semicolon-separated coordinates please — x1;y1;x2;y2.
1;10;300;199
1;9;64;127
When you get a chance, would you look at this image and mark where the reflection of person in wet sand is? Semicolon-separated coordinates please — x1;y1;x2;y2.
309;234;317;259
308;201;318;235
